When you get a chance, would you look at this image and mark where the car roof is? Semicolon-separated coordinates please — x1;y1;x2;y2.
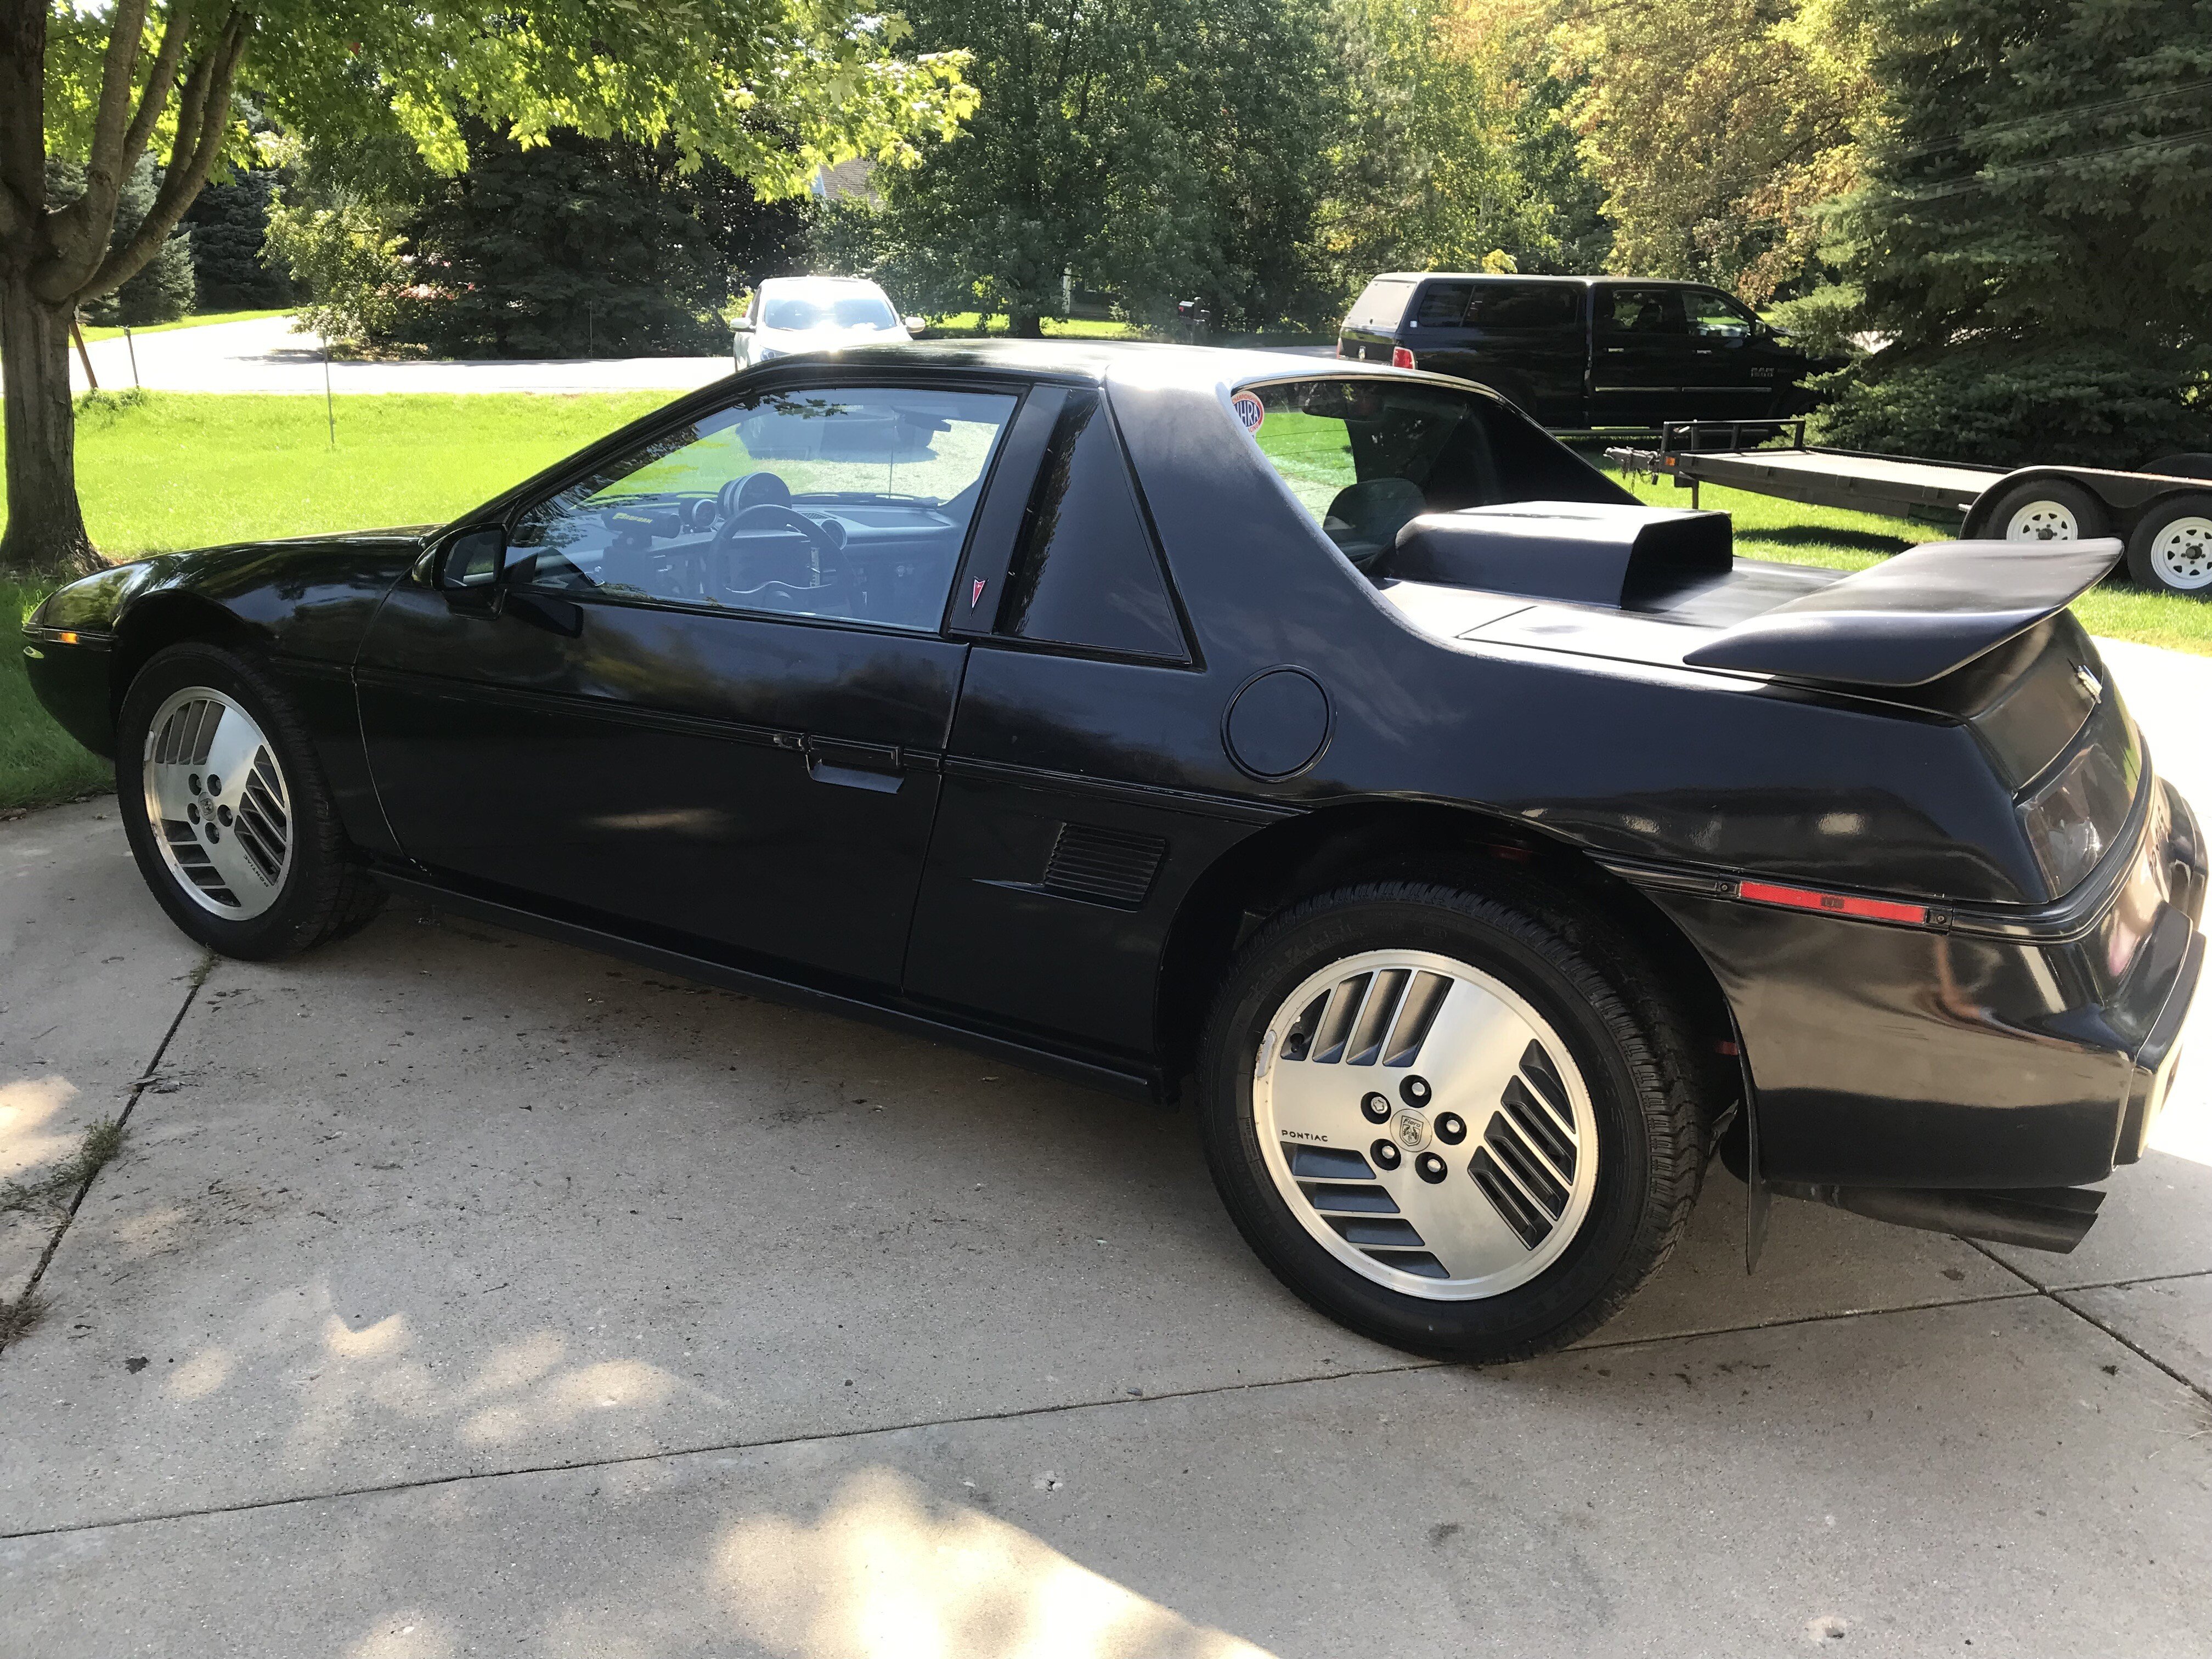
1364;272;1706;287
759;275;889;291
747;338;1453;388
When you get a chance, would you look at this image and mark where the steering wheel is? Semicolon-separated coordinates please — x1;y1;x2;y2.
714;502;846;592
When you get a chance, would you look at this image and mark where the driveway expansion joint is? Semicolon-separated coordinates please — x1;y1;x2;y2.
1965;1238;2212;1405
0;951;213;1359
0;1279;2121;1543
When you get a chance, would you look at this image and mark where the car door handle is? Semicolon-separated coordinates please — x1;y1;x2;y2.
804;737;905;793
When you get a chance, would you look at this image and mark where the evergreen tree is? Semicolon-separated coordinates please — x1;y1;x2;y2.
185;170;295;309
400;128;794;358
48;157;197;328
1818;0;2212;465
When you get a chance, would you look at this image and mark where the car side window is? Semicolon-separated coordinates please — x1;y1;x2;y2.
506;385;1017;633
1465;283;1579;329
995;391;1187;661
1241;378;1621;563
1598;287;1686;335
1685;287;1756;341
1413;281;1475;326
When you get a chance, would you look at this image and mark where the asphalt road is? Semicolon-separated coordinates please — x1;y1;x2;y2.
69;317;1334;396
2;639;2208;1656
71;315;738;396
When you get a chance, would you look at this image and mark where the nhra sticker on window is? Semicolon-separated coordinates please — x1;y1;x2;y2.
1230;391;1266;435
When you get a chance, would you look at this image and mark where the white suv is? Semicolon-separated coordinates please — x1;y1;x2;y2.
733;276;924;366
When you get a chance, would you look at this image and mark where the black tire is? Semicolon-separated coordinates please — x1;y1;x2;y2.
1197;879;1706;1363
117;642;385;959
2123;493;2212;597
1982;478;2112;544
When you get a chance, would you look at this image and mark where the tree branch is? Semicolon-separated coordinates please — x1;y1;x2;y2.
75;8;247;302
0;0;49;246
67;0;157;256
119;1;200;180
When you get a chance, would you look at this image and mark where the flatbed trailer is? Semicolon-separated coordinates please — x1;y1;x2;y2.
1606;420;2212;596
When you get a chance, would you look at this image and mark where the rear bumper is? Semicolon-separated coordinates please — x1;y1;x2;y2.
1630;776;2207;1189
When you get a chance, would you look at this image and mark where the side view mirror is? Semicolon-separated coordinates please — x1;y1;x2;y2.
733;317;755;334
439;526;507;590
903;315;927;336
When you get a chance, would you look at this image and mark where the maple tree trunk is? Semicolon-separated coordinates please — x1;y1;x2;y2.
0;272;100;579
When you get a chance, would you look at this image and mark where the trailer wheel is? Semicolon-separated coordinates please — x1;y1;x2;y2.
2126;494;2212;595
1987;479;2111;543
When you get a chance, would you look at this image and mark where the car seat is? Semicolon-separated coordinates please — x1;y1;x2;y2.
1324;477;1428;567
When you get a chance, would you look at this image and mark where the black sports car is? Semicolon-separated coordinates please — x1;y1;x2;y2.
24;343;2205;1362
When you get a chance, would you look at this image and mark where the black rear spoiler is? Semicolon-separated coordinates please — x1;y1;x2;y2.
1680;538;2121;687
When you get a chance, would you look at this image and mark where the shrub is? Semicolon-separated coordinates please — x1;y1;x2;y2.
263;194;420;352
1814;335;2212;469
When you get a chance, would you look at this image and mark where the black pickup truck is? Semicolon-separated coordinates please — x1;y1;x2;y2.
1337;273;1832;431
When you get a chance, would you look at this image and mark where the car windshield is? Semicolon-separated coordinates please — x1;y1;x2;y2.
1237;377;1621;563
760;287;899;332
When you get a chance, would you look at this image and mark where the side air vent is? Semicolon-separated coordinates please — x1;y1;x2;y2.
1041;822;1167;909
1469;1040;1581;1250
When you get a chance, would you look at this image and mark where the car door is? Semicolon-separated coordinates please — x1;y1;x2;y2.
1417;280;1588;426
1679;286;1773;421
354;375;1026;988
1587;284;1695;426
902;385;1264;1060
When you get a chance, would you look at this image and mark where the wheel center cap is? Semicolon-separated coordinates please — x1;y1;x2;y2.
1393;1109;1430;1152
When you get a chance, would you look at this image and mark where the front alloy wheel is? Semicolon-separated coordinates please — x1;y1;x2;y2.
117;642;384;959
142;687;295;918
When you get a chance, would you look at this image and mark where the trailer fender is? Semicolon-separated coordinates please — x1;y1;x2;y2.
1963;465;2207;539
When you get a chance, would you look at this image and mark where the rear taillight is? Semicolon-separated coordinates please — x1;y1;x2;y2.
1391;346;1415;369
2019;739;2137;895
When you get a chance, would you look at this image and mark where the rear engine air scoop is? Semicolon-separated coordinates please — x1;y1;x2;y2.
1375;501;1733;610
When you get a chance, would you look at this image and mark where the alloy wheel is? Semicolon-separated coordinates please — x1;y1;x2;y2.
140;687;294;918
1252;949;1599;1300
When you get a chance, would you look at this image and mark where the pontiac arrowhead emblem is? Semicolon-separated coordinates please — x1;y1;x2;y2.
971;578;987;608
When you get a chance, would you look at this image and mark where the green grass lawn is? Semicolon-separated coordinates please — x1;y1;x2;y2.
78;307;294;345
926;313;1142;338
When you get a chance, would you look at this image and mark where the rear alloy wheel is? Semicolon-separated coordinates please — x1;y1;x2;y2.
1254;948;1599;1298
118;643;384;958
2125;495;2212;596
1198;880;1704;1362
1988;478;2111;544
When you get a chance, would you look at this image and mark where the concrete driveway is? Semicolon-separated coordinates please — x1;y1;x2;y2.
3;642;2210;1657
71;315;736;397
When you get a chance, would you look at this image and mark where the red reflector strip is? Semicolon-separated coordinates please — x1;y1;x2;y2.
1737;879;1929;927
